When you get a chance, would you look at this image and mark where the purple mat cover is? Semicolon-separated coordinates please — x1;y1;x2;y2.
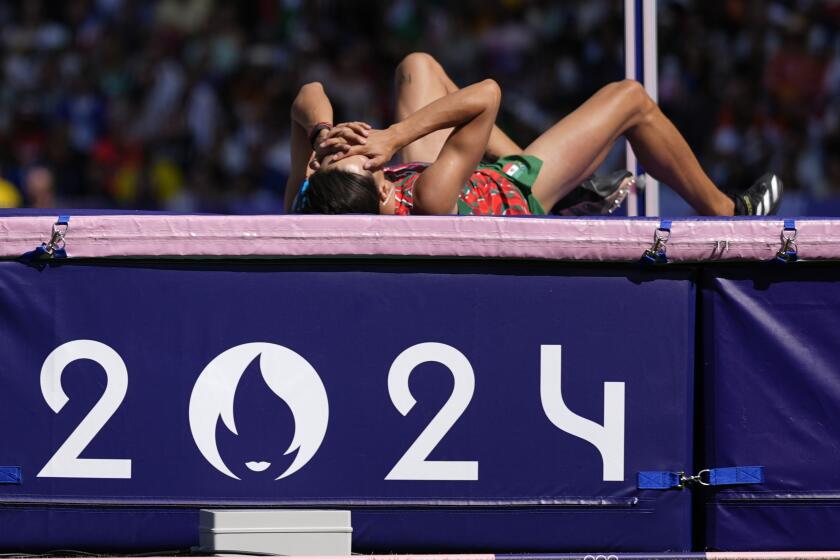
0;252;695;552
702;265;840;550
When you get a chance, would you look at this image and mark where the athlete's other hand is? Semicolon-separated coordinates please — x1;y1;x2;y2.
331;127;398;171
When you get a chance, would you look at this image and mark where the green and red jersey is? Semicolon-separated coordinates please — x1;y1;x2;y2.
385;155;546;216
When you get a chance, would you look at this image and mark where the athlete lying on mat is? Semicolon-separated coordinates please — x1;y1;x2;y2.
285;52;782;217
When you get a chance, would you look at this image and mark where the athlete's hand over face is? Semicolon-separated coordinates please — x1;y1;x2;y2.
310;122;371;170
331;127;399;171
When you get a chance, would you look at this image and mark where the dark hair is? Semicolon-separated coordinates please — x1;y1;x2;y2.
295;169;379;214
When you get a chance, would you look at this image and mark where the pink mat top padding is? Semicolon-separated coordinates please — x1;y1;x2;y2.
1;214;838;262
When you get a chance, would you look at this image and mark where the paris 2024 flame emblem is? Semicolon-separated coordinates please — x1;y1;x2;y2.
188;343;329;480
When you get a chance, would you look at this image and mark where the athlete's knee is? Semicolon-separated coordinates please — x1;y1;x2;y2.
396;52;439;78
608;79;656;119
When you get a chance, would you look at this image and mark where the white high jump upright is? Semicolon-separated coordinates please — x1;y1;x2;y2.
624;0;660;216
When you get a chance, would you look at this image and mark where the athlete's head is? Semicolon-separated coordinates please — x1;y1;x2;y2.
293;154;395;215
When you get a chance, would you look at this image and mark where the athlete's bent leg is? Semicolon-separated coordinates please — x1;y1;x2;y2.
395;53;453;163
395;52;522;162
524;80;734;216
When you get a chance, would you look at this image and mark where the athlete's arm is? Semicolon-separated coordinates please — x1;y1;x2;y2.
336;80;500;214
412;80;500;213
285;82;333;212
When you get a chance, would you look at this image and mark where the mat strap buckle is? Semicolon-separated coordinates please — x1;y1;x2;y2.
774;219;798;264
641;220;672;264
33;215;70;259
638;466;764;490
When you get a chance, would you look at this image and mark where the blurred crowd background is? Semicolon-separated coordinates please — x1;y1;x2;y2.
0;0;838;214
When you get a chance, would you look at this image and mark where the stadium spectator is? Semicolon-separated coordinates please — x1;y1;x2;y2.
0;0;836;212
